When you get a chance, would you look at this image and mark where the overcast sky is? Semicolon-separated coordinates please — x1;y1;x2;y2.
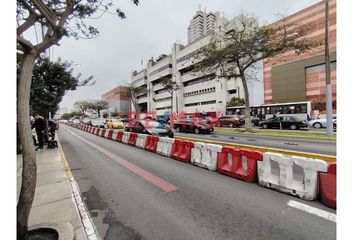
49;0;321;110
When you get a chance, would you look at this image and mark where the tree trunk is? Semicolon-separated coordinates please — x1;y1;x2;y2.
240;73;253;132
17;53;37;240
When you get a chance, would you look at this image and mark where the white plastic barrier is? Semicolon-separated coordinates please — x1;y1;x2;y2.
156;137;175;157
104;129;110;138
111;131;118;140
135;134;147;148
191;142;222;171
122;132;131;144
97;128;103;136
258;152;328;200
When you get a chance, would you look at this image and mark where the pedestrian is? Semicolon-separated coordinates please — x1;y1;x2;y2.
48;119;57;140
32;113;45;151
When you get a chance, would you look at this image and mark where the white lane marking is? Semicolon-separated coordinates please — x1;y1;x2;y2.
287;200;336;223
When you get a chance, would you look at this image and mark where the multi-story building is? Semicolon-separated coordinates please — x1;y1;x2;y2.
101;86;131;116
131;10;265;118
187;10;227;43
263;0;336;114
131;36;264;117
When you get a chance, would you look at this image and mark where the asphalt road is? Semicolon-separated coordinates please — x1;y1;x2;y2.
59;125;336;240
175;131;336;156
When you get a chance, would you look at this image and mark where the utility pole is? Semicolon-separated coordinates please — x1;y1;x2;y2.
325;0;333;135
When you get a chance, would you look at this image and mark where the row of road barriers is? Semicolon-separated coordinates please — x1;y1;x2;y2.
68;123;337;209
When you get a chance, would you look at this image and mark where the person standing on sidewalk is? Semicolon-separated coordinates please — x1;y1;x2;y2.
32;113;45;151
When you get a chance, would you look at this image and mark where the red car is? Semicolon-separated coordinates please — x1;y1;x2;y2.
218;115;245;128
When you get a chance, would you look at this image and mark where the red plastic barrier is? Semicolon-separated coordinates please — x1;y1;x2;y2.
95;128;100;135
116;131;124;142
100;129;106;137
128;133;138;145
319;163;336;209
171;140;194;163
144;135;160;152
217;147;263;183
107;129;114;139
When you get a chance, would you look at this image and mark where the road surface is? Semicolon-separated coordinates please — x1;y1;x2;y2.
175;132;336;156
59;125;336;240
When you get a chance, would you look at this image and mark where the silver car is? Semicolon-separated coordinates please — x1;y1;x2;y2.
308;115;336;128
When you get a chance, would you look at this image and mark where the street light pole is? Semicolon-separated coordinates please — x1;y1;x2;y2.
325;0;333;135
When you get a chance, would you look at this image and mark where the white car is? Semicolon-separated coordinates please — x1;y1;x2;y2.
72;119;80;124
90;118;106;128
308;116;336;129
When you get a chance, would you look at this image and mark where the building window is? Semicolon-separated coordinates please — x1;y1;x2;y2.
228;89;237;94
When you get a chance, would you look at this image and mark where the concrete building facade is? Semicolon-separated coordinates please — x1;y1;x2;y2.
102;86;131;116
131;35;264;117
263;0;336;114
187;10;227;43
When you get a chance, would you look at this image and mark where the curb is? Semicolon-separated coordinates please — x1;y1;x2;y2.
58;137;100;240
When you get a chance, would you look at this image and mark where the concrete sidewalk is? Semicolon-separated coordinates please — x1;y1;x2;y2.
17;147;92;240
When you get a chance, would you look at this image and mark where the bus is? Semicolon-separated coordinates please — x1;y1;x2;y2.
226;101;312;121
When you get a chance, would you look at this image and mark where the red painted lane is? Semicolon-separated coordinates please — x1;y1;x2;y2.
64;126;178;192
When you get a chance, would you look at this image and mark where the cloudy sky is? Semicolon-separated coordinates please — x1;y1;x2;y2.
48;0;321;110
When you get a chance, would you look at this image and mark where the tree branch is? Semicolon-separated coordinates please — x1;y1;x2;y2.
17;35;34;52
31;0;58;30
17;13;39;36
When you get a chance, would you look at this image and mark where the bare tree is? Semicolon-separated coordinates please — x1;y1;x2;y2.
194;13;317;132
87;99;109;117
126;85;146;112
16;1;139;238
160;78;179;114
74;100;90;116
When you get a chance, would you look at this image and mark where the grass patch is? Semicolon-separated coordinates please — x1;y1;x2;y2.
214;127;336;141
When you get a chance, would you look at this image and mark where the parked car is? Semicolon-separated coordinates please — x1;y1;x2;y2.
125;120;174;138
218;115;245;128
308;116;337;129
72;119;80;124
90;118;106;128
82;118;91;125
250;116;261;126
170;118;214;134
106;119;125;129
259;116;308;130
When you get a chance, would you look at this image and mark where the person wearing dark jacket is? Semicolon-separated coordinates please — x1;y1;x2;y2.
32;113;46;151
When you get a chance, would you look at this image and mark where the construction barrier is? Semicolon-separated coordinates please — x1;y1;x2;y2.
171;140;195;163
122;132;131;144
95;128;100;135
217;147;263;183
116;131;124;142
106;129;114;139
319;162;336;209
156;137;175;157
191;142;222;171
144;135;160;153
128;133;138;146
258;152;328;200
111;131;118;141
100;129;106;137
136;134;147;148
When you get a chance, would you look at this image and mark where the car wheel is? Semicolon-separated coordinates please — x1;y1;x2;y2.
313;122;322;129
290;124;297;130
194;127;200;134
176;126;181;132
262;124;268;129
228;122;234;128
